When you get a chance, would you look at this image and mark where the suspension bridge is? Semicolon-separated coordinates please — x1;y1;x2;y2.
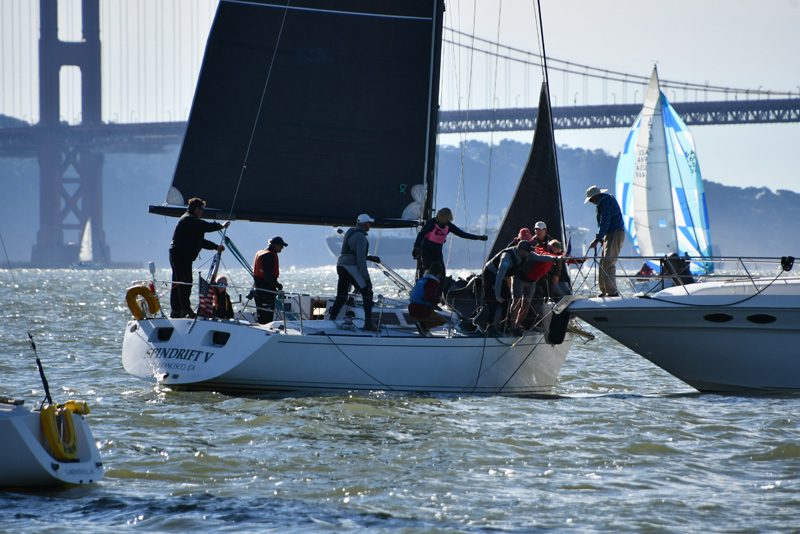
1;0;798;267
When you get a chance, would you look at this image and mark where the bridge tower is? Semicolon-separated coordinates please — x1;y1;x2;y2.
33;0;109;266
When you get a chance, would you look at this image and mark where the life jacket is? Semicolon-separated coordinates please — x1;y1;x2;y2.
424;222;450;245
521;246;557;282
255;249;279;279
410;274;438;305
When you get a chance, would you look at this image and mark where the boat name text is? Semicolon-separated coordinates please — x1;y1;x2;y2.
146;347;214;363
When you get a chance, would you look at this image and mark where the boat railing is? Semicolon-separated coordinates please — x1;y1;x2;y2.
140;273;425;335
569;254;797;298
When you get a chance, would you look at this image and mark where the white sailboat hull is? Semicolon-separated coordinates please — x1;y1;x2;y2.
567;277;800;392
0;402;104;487
122;318;572;395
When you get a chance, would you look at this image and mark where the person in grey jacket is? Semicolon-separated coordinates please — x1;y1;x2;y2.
328;213;382;331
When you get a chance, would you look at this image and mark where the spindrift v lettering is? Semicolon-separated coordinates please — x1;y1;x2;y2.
145;347;214;363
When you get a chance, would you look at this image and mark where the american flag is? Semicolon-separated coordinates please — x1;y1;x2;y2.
198;276;214;317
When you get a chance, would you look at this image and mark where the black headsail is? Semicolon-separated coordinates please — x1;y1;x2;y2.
152;0;445;228
487;81;565;259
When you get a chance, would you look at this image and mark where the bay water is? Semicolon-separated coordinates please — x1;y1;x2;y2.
1;267;799;533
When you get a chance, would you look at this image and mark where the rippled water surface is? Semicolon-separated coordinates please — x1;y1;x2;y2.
1;268;799;533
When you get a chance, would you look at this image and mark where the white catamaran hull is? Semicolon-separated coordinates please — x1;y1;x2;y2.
0;402;104;487
567;277;800;392
122;318;572;395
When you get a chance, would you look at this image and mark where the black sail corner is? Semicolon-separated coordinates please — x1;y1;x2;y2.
163;0;445;227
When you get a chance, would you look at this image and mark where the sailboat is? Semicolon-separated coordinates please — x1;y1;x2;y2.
615;66;714;278
73;219;104;270
121;0;574;395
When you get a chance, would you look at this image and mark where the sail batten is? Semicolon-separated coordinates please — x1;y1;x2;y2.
616;66;713;273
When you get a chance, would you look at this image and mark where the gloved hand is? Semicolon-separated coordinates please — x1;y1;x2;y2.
479;235;489;241
412;247;420;260
367;255;381;263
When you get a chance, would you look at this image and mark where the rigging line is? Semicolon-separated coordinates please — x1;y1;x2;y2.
534;0;567;242
466;334;535;393
325;335;395;391
449;0;480;272
226;0;291;224
482;0;504;240
498;336;546;393
0;229;53;405
469;331;490;394
646;270;790;308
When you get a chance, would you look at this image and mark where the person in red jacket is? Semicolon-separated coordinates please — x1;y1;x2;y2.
408;261;447;334
509;240;562;335
252;236;287;324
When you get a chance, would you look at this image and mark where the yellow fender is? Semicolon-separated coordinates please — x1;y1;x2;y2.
126;285;160;320
64;399;90;415
40;404;78;461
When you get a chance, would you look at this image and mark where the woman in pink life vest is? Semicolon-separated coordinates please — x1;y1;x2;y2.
412;207;488;279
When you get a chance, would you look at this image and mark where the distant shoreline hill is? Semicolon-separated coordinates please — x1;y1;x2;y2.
1;120;798;267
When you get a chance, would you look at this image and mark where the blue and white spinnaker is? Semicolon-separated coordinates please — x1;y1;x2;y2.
616;66;713;273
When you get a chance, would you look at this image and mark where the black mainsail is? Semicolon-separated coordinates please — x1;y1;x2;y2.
487;82;565;259
152;0;445;228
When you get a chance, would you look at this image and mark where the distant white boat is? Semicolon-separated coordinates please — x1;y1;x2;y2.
0;397;103;487
74;219;104;270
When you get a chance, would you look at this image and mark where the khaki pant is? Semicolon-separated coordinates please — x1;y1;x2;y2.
599;229;625;295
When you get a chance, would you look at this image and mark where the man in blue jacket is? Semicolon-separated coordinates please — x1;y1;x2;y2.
585;185;625;297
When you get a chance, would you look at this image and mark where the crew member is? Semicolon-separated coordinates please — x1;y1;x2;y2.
169;197;229;318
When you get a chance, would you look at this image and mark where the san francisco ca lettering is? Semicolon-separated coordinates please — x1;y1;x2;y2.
145;347;214;363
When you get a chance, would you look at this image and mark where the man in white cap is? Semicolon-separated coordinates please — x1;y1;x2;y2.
328;213;382;331
585;185;625;297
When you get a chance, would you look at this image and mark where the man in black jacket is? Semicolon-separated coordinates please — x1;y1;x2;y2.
169;197;229;318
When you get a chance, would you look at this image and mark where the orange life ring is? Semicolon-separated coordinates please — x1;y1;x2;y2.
126;285;160;320
40;403;78;461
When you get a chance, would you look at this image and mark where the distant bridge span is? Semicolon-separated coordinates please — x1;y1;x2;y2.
2;99;798;157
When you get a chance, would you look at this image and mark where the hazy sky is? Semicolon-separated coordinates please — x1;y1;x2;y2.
440;0;800;193
1;0;798;193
